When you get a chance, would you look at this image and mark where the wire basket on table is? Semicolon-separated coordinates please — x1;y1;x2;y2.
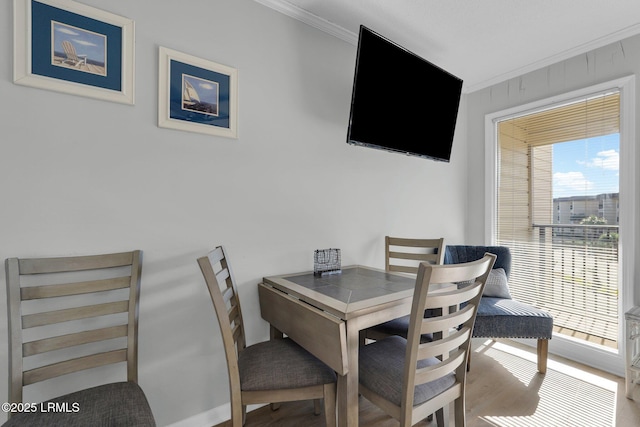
314;248;341;276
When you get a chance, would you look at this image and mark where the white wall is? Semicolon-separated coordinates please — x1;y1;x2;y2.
0;1;469;425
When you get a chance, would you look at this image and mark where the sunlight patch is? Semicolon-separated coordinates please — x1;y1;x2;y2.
476;342;616;427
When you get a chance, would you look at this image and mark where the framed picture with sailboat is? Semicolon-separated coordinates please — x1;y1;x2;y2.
158;47;238;138
13;0;135;104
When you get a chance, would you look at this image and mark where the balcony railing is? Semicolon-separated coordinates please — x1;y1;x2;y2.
505;223;619;348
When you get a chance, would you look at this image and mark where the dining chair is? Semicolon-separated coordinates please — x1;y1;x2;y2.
4;250;156;426
197;246;337;427
358;253;496;427
365;236;445;342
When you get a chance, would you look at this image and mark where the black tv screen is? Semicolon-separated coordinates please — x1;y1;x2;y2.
347;26;463;162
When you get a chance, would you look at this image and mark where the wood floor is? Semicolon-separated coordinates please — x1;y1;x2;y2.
214;339;640;427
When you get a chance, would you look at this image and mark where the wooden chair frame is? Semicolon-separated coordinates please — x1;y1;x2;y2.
198;246;336;427
365;236;445;342
385;236;445;275
359;254;496;427
5;250;143;407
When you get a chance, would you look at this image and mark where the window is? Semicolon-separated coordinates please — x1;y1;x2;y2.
485;76;636;374
497;91;620;349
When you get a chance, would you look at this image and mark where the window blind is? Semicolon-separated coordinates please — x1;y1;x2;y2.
499;92;620;147
496;91;620;345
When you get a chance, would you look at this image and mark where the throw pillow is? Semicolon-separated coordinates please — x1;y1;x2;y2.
455;267;512;299
483;268;512;299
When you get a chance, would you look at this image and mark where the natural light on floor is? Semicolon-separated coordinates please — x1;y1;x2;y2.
473;340;617;427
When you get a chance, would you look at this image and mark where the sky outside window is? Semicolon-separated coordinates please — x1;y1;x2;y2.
552;133;620;199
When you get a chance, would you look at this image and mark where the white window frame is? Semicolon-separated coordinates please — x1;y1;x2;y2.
484;76;636;376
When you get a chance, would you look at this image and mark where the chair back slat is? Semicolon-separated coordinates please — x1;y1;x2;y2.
216;268;231;286
388;237;443;248
221;284;234;304
24;349;128;386
424;282;484;309
21;277;131;300
23;325;129;357
207;246;226;264
228;304;241;324
22;301;129;329
414;348;466;385
427;261;495;284
385;236;445;275
5;250;143;405
17;252;135;274
388;251;440;263
419;305;475;335
231;322;243;343
417;327;471;360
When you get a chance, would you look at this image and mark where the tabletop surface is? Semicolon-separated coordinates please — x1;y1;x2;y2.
283;266;415;303
263;266;419;319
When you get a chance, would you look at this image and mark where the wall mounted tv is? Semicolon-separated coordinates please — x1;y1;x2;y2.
346;25;463;162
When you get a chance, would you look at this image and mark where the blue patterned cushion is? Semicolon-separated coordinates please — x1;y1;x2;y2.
2;381;155;427
474;297;553;339
238;338;336;391
359;336;455;406
444;245;512;277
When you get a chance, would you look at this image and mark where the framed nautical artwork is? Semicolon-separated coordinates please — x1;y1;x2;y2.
158;47;238;138
13;0;135;104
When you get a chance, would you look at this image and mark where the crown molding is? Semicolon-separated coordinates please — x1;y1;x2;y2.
465;23;640;93
255;1;640;94
253;0;358;45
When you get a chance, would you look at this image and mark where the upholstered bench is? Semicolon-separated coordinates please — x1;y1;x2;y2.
444;245;553;373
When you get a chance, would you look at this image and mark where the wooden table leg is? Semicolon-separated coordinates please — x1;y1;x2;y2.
337;319;360;427
269;324;284;340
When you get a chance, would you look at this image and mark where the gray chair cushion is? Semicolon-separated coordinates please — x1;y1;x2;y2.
2;381;155;427
473;297;553;339
370;315;434;343
359;336;455;407
238;338;336;391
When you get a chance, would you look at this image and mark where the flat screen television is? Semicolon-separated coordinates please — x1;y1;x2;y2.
346;26;463;162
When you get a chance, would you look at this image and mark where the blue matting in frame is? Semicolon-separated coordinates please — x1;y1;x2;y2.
169;59;231;129
31;0;122;91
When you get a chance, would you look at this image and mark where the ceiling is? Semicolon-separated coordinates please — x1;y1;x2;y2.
254;0;640;92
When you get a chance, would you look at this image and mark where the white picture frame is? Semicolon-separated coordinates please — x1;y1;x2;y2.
158;46;238;138
13;0;135;105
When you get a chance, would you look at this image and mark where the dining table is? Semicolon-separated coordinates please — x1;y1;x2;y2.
258;265;419;427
